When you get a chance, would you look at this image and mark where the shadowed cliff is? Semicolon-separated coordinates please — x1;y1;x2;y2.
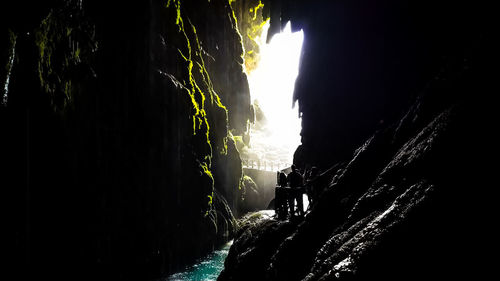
1;0;257;280
218;0;495;280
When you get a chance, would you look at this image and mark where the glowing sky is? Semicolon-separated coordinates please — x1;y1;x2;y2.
247;21;304;167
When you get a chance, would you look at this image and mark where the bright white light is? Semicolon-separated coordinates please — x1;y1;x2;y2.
247;21;304;168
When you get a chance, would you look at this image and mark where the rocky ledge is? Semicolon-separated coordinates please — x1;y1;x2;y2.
218;86;492;280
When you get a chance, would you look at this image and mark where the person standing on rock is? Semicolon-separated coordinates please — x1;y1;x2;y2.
279;171;288;188
275;171;289;219
288;165;304;217
305;166;319;209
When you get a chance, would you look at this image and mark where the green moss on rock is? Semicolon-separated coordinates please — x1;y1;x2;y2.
34;5;96;113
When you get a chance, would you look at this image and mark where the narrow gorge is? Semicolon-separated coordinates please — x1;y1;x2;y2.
1;1;494;281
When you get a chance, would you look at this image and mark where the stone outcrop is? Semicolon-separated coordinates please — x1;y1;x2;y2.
219;210;298;281
218;0;494;280
219;83;493;281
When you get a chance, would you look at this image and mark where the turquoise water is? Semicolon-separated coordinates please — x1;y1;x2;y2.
165;241;232;281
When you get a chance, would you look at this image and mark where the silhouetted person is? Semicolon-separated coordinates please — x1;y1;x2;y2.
275;171;288;219
279;171;287;187
305;166;319;209
288;165;304;217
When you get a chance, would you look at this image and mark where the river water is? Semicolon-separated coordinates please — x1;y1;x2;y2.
164;241;232;281
163;205;307;281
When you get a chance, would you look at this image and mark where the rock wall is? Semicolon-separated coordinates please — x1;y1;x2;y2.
268;0;491;169
219;0;495;280
1;0;255;280
219;64;494;281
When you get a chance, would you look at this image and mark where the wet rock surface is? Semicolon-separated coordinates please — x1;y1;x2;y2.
218;1;493;280
218;211;299;281
219;97;493;280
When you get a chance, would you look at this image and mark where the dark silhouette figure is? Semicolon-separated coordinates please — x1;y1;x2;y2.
275;171;289;219
288;165;304;217
279;171;287;187
305;166;319;209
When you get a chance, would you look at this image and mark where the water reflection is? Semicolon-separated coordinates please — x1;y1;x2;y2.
165;241;233;281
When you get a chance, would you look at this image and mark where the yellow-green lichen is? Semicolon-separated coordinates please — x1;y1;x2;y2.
233;0;269;72
228;0;245;62
200;160;215;211
34;6;96;113
166;0;182;27
167;0;242;212
250;0;264;21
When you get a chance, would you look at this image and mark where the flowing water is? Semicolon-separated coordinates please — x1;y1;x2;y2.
163;205;308;281
165;241;232;281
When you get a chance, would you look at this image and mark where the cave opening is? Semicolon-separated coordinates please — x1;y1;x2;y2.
244;21;304;171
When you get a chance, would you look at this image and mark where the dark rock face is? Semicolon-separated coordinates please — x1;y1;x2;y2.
181;0;253;135
232;0;267;73
218;0;494;280
1;0;253;280
282;0;490;169
213;133;245;216
218;210;299;281
219;92;493;281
